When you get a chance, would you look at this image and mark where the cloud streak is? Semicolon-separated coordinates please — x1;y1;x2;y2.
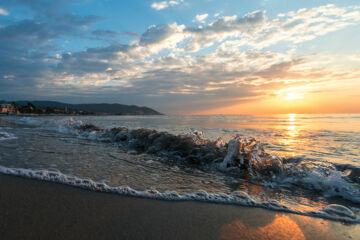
151;1;184;11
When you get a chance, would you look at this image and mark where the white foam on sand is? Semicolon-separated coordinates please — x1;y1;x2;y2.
0;165;358;223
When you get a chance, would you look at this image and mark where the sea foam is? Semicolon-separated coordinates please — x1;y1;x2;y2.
0;165;358;223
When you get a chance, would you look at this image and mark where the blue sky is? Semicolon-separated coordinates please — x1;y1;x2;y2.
1;0;360;113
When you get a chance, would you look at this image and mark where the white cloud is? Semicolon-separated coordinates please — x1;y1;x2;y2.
0;8;9;16
194;13;209;23
184;10;267;49
138;23;186;53
4;3;360;112
151;1;183;11
54;4;360;91
180;4;360;51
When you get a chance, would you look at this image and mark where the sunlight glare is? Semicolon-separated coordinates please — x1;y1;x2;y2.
276;87;306;101
285;92;304;100
288;113;296;123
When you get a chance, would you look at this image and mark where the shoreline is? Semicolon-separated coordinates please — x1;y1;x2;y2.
0;113;164;117
0;174;359;240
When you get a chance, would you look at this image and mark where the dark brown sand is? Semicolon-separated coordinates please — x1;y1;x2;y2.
0;174;359;240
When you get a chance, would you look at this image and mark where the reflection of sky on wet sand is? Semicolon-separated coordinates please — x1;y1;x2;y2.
218;213;360;240
219;214;306;240
228;176;330;214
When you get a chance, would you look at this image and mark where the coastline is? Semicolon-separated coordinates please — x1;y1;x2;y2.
0;113;163;117
0;174;358;240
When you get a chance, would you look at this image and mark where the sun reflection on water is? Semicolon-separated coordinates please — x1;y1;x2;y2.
288;113;296;123
276;114;301;156
287;114;298;138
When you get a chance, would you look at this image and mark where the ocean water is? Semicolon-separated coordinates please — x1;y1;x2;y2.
0;114;359;223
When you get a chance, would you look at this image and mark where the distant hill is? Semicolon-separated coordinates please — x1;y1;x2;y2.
12;101;163;115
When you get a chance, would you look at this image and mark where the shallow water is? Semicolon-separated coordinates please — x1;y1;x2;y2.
0;114;359;222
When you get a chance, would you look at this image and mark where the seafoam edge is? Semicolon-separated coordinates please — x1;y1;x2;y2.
0;165;358;224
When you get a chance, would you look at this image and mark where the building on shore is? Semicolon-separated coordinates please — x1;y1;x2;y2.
1;103;16;114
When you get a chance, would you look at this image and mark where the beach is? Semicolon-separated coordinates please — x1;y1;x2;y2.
2;0;360;238
0;174;358;240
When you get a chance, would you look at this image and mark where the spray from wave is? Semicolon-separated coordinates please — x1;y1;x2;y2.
60;119;360;205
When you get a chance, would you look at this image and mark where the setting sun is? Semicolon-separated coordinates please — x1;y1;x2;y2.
276;87;306;101
285;92;304;100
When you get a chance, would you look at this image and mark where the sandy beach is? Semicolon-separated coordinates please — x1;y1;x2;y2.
0;174;358;240
2;0;360;239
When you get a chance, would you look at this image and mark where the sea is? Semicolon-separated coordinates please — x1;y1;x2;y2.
0;114;359;223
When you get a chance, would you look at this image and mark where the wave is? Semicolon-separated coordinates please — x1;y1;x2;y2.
67;121;360;203
9;117;360;206
0;131;17;141
69;121;283;174
0;165;358;223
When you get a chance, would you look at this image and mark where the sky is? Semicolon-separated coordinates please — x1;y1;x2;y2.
1;0;360;114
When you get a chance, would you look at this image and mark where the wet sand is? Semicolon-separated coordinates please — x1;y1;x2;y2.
0;174;359;240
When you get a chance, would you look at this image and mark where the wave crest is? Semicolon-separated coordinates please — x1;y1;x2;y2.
72;123;282;175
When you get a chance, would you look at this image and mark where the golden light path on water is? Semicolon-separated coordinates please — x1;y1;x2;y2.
287;114;298;137
276;114;300;157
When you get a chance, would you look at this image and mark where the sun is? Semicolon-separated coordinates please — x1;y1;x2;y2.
276;87;306;101
285;92;304;100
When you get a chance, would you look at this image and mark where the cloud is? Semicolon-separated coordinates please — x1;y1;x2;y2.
0;15;104;54
92;29;119;40
139;23;185;46
0;0;106;97
140;24;177;45
0;8;9;15
181;4;360;51
123;31;140;37
194;13;209;23
151;1;183;11
185;10;267;49
1;2;360;113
